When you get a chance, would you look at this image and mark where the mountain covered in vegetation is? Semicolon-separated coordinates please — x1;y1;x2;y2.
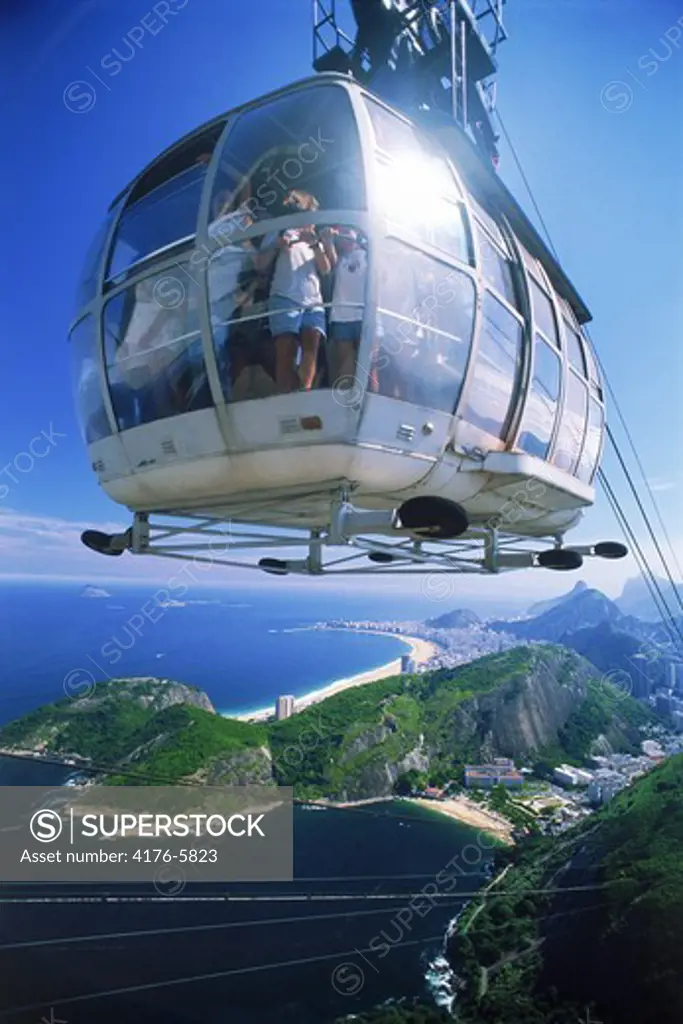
0;649;652;795
424;608;481;629
617;574;683;621
490;588;642;643
561;620;669;695
335;753;683;1024
526;579;589;617
0;677;272;786
450;750;683;1023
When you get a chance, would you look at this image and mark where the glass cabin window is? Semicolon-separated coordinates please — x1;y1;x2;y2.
107;164;206;280
207;221;367;400
517;335;561;459
374;240;475;412
69;316;111;444
475;225;517;308
583;338;603;399
366;101;460;200
107;128;224;279
576;397;603;484
74;202;122;314
467;195;506;249
564;320;587;376
558;295;579;328
530;276;559;347
366;100;469;263
553;371;588;474
375;154;470;261
103;270;212;429
462;292;523;440
209;87;364;233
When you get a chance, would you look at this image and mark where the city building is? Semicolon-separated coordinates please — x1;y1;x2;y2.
631;670;651;700
275;695;295;720
587;772;626;805
553;764;593;788
401;654;417;673
665;661;683;694
656;693;672;718
464;763;524;789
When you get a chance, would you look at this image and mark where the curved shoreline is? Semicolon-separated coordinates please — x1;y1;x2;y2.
226;630;439;722
408;795;515;845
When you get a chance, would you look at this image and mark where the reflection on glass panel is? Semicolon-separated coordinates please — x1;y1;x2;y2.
103;271;211;429
517;335;560;459
366;101;417;155
208;222;367;399
468;195;506;250
375;158;469;262
373;141;469;259
108;164;206;279
69;316;111;444
558;295;578;328
463;292;523;440
476;227;517;308
374;241;475;412
520;246;539;280
553;372;588;474
74;203;121;314
583;337;603;396
366;100;460;200
209;87;364;234
576;398;603;484
564;320;586;376
530;277;558;346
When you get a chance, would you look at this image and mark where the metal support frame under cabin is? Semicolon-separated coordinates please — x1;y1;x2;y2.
115;493;622;578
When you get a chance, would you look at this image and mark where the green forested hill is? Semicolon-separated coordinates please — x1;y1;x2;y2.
449;752;683;1024
0;678;269;785
0;647;651;795
335;754;683;1024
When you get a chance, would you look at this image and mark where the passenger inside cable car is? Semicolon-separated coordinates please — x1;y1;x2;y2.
257;189;335;393
202;85;366;401
71;78;604;501
328;226;368;387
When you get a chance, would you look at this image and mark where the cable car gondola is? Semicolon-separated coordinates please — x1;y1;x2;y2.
70;0;627;579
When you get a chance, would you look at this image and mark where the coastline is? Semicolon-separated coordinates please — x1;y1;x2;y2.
407;795;515;845
228;630;439;722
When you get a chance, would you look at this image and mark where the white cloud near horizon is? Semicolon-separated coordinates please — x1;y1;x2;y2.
644;476;678;494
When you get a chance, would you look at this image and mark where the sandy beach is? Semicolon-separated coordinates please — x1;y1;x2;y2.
229;630;439;723
410;795;515;845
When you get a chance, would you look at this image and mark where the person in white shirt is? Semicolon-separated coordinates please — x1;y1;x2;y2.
258;190;335;393
328;227;368;385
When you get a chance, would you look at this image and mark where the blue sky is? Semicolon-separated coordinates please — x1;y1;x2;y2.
1;0;681;599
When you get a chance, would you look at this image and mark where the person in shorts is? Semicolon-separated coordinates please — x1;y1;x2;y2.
258;190;335;393
328;227;368;387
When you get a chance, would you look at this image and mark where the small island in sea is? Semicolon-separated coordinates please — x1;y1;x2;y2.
79;584;111;599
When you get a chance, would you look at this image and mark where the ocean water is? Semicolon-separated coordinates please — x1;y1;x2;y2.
0;581;495;1021
0;754;492;1023
0;580;429;726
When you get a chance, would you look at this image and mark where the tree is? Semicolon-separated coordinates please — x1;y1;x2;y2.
394;769;427;795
